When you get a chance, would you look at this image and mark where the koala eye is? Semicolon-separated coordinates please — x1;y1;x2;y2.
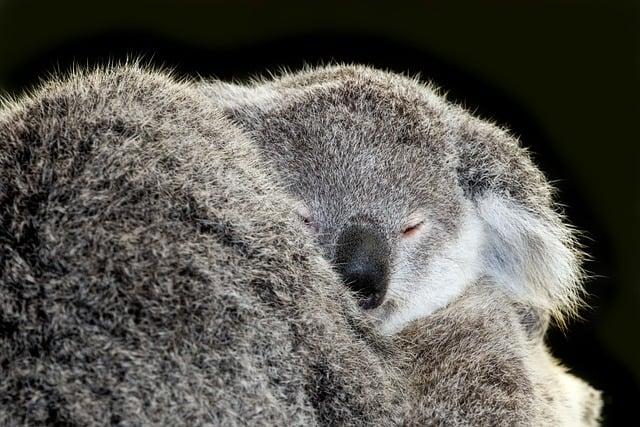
402;222;424;237
401;216;426;238
295;203;316;230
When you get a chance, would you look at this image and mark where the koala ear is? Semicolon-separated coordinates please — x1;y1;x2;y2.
477;194;584;325
455;117;585;326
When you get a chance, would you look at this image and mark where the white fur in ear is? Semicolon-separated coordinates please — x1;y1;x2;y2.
477;194;583;324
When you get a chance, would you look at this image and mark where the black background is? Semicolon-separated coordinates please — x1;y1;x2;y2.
0;0;637;424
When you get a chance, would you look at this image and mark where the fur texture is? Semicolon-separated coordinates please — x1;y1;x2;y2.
198;64;602;424
200;65;585;333
0;65;602;426
400;284;602;426
0;66;404;425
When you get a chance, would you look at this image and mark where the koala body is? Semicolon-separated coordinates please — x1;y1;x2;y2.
200;65;584;334
0;66;406;425
0;65;602;426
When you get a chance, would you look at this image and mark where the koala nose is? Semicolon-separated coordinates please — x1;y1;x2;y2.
334;224;389;310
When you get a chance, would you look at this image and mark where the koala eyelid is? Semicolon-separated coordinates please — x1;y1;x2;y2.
294;204;315;228
401;218;426;237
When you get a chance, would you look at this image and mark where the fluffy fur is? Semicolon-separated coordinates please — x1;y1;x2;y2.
400;284;602;426
0;66;404;425
200;65;585;332
0;65;601;426
198;64;602;424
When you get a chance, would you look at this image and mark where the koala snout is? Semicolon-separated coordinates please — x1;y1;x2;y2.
334;224;389;310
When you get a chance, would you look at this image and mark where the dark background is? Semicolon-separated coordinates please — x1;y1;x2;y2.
0;0;637;424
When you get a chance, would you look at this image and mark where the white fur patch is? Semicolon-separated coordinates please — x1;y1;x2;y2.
380;206;485;334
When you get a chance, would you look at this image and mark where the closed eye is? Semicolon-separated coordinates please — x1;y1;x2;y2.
402;220;425;238
295;203;316;230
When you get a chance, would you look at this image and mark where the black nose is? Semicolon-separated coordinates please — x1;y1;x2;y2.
334;224;389;309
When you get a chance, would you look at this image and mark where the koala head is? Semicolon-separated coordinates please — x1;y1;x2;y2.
200;65;585;334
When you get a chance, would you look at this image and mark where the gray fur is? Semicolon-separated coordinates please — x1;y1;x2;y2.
200;65;585;333
0;66;404;425
0;65;601;426
198;64;602;424
400;284;603;426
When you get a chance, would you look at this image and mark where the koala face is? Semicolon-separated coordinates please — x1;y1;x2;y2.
210;76;484;332
202;65;583;333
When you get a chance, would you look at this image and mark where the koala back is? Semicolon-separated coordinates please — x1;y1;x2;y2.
0;65;406;426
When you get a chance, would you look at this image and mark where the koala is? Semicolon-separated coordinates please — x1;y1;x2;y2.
198;64;603;424
0;65;407;425
199;64;585;336
0;64;601;426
